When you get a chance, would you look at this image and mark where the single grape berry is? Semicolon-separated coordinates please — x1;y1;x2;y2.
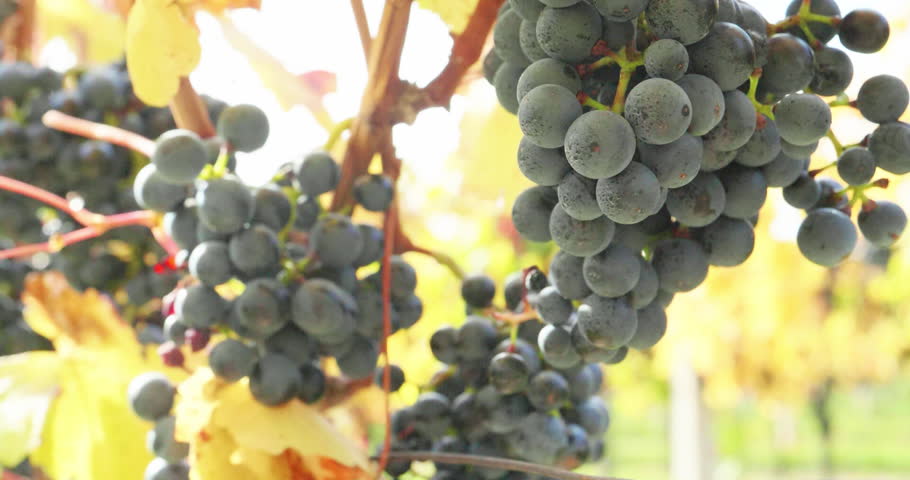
354;174;394;211
489;351;530;394
374;364;406;392
837;148;876;186
644;39;689;80
217;104;269;152
152;129;208;184
296;151;340;196
839;9;890;54
248;353;302;406
858;201;907;247
127;372;175;421
518;84;582;148
623;78;692;146
797;208;858;267
461;274;496;309
856;75;909;124
209;339;259;382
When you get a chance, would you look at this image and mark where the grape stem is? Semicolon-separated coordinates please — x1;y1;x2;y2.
350;0;373;65
0;175;108;227
169;77;216;138
826;129;845;157
746;70;775;120
42;110;156;157
768;0;841;38
403;0;506;115
614;48;644;114
407;245;466;280
377;452;632;480
375;195;398;480
324;117;355;152
828;93;853;108
491;309;539;326
809;161;837;177
7;0;35;61
0;210;159;260
577;45;643;115
577;93;609;111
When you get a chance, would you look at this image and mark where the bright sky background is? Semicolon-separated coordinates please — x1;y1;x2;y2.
182;0;910;245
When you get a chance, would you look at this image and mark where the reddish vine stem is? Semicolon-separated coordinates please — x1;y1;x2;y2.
404;0;505;116
0;211;158;260
170;77;216;138
350;0;373;65
42;110;156;157
0;175;106;226
13;0;35;61
330;0;412;212
376;196;398;479
378;452;631;480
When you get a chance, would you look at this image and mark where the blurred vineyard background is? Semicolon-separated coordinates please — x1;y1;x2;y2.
2;0;910;479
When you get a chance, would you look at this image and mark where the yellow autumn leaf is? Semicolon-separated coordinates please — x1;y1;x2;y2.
6;272;191;480
417;0;479;34
176;368;373;480
38;0;126;63
0;352;60;468
187;0;261;14
126;0;202;106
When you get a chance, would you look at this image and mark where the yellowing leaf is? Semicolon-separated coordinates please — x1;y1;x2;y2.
176;368;373;480
126;0;201;106
30;350;158;480
417;0;479;34
15;273;191;480
187;0;261;14
0;352;61;467
38;0;126;63
21;272;136;353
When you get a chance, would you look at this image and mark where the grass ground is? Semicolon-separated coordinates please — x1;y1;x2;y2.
598;373;910;480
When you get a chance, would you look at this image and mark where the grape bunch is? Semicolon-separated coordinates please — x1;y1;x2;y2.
482;0;909;366
126;103;418;408
385;269;630;478
127;372;190;480
0;60;233;356
0;60;200;242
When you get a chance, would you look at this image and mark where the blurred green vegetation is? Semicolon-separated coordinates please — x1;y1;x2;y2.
601;373;910;479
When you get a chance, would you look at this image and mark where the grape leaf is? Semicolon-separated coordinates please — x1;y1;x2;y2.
175;368;373;480
9;273;190;480
37;0;126;63
126;0;202;107
417;0;479;34
190;0;261;14
0;352;60;468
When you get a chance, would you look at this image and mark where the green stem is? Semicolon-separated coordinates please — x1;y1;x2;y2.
798;21;821;47
828;93;852;108
212;146;232;177
323;117;354;152
278;186;300;243
612;69;634;115
587;55;616;72
810;160;838;177
582;95;610;111
826;129;845;157
746;72;776;120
